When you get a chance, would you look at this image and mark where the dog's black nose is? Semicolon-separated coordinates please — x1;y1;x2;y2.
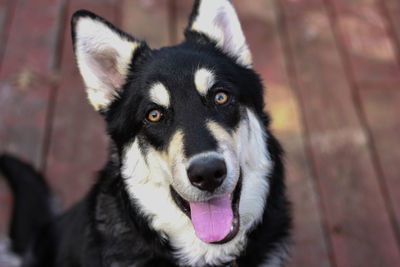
187;156;227;192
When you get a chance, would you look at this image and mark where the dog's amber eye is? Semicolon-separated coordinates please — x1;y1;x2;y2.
147;109;162;122
214;92;229;105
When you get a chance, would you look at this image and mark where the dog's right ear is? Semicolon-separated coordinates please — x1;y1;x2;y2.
71;10;147;112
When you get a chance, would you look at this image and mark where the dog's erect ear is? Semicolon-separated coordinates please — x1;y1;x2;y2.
71;10;146;111
186;0;252;68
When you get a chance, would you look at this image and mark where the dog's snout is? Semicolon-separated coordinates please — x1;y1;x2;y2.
187;156;227;192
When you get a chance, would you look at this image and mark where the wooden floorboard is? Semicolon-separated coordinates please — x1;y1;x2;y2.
326;0;400;254
382;0;400;65
0;0;15;71
1;0;400;265
360;86;400;246
327;0;400;84
173;0;192;43
122;0;169;48
0;0;65;237
279;0;400;266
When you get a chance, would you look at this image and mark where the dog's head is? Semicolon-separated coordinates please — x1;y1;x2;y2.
72;0;272;264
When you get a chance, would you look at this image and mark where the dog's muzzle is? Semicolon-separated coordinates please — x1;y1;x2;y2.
187;155;227;192
170;153;241;244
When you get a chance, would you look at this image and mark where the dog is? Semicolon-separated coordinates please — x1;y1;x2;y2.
0;0;291;266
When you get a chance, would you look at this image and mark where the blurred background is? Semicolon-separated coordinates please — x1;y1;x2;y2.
0;0;399;266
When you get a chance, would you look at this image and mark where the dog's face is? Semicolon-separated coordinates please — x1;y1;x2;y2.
72;0;272;265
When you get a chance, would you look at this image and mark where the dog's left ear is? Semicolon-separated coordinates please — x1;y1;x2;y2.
71;10;147;111
186;0;252;68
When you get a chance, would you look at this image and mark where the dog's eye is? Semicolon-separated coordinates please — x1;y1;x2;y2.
214;91;229;105
147;109;163;122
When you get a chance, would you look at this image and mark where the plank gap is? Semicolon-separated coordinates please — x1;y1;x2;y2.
167;0;177;45
40;0;69;173
380;0;400;68
323;0;400;252
274;0;336;266
0;0;18;73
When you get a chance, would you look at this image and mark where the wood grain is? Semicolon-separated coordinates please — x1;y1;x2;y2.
328;0;400;83
279;0;400;265
383;0;400;64
0;0;15;70
360;85;400;245
122;0;169;48
0;0;65;237
327;0;400;256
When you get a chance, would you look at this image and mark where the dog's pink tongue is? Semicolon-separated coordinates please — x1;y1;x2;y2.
189;195;233;243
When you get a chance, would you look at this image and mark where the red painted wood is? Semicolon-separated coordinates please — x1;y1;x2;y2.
173;0;192;44
383;0;400;60
328;0;400;255
0;0;64;237
0;0;15;68
0;0;62;167
45;0;121;210
280;0;400;266
327;0;400;84
122;0;169;48
360;85;400;243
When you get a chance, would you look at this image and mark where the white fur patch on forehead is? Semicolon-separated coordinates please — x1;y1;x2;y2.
74;15;139;110
149;82;170;107
194;68;215;96
190;0;252;68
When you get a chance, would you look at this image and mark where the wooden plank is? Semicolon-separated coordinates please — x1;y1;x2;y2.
174;1;331;266
0;0;16;69
279;0;400;266
360;86;400;242
384;0;400;36
383;0;400;64
327;0;400;84
0;0;64;237
327;0;400;251
173;0;192;43
0;0;63;167
122;0;169;48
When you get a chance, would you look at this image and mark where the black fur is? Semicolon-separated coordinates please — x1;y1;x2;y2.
0;155;53;254
1;1;291;266
1;138;290;267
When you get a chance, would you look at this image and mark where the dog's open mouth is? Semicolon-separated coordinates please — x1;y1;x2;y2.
170;176;242;244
